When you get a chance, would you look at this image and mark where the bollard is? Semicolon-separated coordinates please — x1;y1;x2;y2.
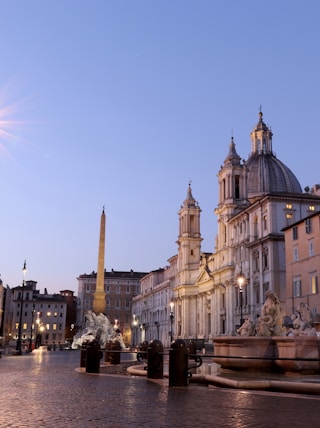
169;339;188;387
110;340;121;365
187;341;197;359
147;340;163;379
187;340;203;377
86;339;102;373
137;341;148;362
105;341;111;363
80;342;88;368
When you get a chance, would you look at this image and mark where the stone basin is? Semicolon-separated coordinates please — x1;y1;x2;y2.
274;336;320;373
213;336;320;373
213;337;275;371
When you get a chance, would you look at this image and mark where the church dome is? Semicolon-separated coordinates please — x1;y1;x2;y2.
246;111;302;197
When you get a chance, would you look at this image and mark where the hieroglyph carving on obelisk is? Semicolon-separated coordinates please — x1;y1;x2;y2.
93;208;106;314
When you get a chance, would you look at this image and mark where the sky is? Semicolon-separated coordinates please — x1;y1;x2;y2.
1;1;320;294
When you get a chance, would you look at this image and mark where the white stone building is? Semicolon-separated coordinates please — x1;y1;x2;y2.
132;110;320;346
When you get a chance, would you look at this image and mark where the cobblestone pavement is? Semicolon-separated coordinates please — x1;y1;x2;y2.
1;348;320;428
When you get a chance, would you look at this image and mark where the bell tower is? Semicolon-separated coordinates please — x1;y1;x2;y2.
215;136;248;251
177;183;202;284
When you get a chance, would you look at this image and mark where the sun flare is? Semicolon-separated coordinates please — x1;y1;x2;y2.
0;83;31;159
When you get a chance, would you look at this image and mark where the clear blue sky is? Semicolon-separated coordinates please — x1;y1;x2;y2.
1;1;319;294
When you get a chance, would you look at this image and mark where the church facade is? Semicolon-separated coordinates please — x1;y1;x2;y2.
132;111;320;347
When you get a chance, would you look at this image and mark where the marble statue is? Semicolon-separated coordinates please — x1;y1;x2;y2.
72;310;126;349
256;290;282;337
237;317;255;336
286;304;317;337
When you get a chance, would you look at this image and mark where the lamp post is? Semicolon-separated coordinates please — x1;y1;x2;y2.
237;273;245;326
169;301;174;344
29;309;35;352
132;314;138;347
35;311;41;348
16;260;27;355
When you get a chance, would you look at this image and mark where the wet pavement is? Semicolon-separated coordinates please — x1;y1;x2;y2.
1;348;320;427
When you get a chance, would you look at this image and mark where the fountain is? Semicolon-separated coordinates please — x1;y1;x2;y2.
71;310;126;349
213;291;320;373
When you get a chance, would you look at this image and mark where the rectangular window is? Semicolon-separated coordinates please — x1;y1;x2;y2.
309;240;314;257
292;226;298;240
286;204;292;209
53;324;57;330
125;299;130;308
309;205;315;211
116;285;120;294
115;299;120;308
293;247;299;262
310;273;318;294
293;279;301;297
305;218;312;234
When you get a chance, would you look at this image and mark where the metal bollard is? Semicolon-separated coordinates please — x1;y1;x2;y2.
80;342;88;368
187;341;197;358
105;341;111;363
86;339;102;373
187;340;202;377
137;341;148;362
169;339;188;387
147;340;163;379
110;340;121;365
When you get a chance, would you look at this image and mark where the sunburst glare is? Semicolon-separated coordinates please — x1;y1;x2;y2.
0;82;31;159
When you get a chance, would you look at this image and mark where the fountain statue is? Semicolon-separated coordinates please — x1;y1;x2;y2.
213;290;320;373
71;311;125;349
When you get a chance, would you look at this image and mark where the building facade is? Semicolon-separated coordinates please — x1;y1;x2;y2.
9;281;68;349
76;270;147;346
132;110;320;345
132;260;178;347
283;210;320;321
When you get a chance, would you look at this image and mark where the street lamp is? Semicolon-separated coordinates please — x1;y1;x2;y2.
16;260;27;355
29;309;35;352
132;314;138;347
169;301;174;344
237;272;245;327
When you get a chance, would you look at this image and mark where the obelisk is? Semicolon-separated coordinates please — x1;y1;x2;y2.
93;207;106;314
